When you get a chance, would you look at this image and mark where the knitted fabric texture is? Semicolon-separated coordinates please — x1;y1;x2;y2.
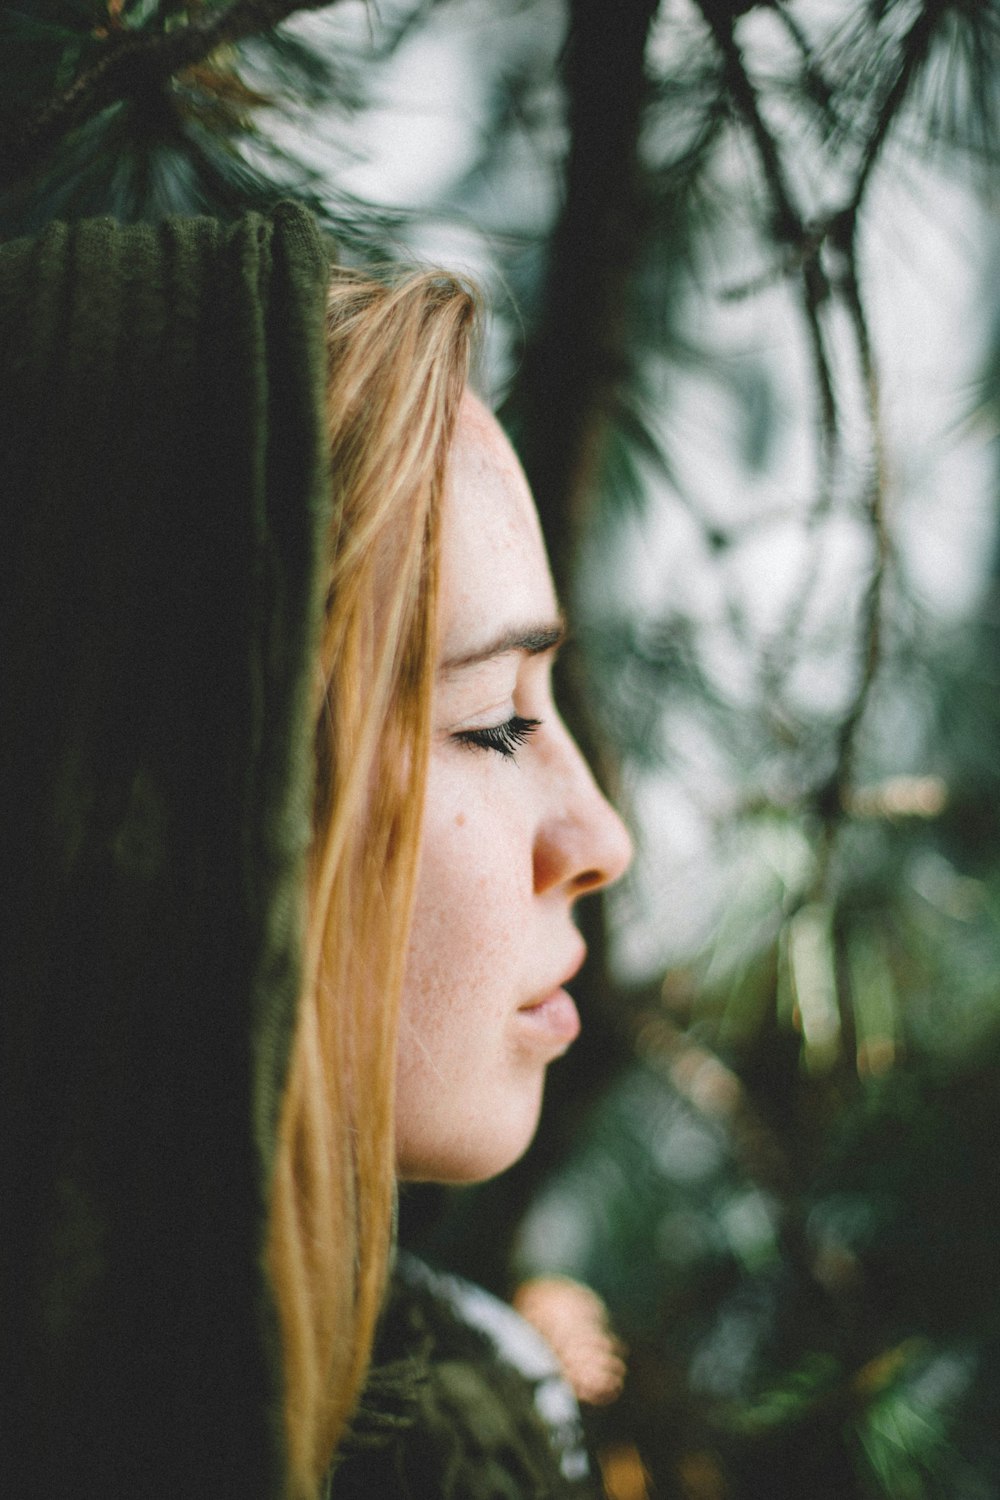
0;206;331;1499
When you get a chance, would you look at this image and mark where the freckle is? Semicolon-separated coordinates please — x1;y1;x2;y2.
455;811;466;828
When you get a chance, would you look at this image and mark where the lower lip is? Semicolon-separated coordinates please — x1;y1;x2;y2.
515;989;581;1053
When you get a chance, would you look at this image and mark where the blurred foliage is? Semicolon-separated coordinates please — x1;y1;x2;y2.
0;0;397;239
6;0;1000;1493
504;1020;1000;1497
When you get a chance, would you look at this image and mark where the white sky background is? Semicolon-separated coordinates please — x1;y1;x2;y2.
272;0;998;982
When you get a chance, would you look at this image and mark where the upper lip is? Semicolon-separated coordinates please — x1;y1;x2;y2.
519;941;587;1009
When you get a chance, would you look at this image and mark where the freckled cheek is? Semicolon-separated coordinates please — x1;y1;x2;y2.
413;758;533;968
404;803;521;1037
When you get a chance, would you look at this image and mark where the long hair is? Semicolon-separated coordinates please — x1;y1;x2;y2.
267;266;478;1499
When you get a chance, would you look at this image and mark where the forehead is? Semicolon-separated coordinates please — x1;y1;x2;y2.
438;395;557;657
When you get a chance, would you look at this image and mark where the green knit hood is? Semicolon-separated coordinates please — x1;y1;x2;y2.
0;205;331;1498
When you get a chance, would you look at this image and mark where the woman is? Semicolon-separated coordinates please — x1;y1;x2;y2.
0;204;629;1500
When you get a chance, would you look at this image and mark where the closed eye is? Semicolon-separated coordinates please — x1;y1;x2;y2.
453;716;541;760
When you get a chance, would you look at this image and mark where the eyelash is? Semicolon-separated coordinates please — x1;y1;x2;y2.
454;715;541;760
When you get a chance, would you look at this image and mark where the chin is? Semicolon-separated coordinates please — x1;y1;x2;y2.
396;1086;544;1185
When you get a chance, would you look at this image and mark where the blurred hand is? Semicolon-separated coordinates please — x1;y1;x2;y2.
513;1276;626;1405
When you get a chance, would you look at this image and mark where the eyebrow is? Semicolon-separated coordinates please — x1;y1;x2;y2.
440;618;566;675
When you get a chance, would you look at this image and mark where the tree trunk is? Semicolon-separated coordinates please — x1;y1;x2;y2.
508;0;659;599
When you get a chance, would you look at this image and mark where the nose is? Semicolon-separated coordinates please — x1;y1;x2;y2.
533;721;634;899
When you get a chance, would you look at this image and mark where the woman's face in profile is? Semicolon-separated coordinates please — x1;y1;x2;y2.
394;393;633;1183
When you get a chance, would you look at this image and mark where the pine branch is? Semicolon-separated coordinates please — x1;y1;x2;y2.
4;0;348;177
695;3;896;856
772;0;837;129
696;0;800;245
694;0;837;457
844;0;942;236
823;246;890;818
762;249;889;853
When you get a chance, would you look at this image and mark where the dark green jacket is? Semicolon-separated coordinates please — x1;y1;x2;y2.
0;206;331;1499
338;1254;602;1500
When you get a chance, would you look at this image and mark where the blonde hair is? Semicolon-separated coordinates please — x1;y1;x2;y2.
267;266;478;1499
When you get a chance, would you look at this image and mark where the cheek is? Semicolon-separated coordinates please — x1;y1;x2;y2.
394;758;541;1179
395;768;527;1062
402;778;511;1023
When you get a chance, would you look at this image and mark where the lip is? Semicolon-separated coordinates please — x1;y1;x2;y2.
515;944;587;1055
